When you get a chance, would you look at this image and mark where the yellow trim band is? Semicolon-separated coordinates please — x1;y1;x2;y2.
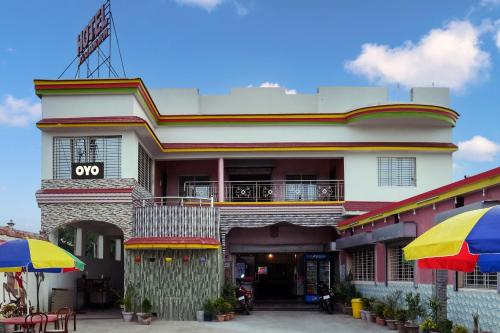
338;175;500;231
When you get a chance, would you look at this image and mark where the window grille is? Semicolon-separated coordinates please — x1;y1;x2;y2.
351;248;375;281
378;157;416;186
463;266;498;289
388;245;414;281
53;136;121;179
138;144;153;192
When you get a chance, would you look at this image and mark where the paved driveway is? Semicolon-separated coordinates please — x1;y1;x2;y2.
75;311;389;333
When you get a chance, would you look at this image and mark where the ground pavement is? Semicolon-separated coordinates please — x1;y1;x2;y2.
75;311;389;333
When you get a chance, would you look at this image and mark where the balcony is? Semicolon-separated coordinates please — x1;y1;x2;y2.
183;180;344;202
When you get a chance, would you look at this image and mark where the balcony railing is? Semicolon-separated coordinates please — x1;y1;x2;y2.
183;180;344;202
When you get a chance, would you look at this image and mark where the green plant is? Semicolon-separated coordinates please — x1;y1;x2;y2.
214;297;227;315
452;324;469;333
437;319;454;333
472;312;479;332
334;280;361;305
373;300;386;318
142;298;152;314
395;309;407;323
428;296;441;323
362;297;374;312
222;281;237;307
405;292;425;324
223;301;233;314
203;299;216;316
384;290;402;320
122;284;135;312
420;318;439;333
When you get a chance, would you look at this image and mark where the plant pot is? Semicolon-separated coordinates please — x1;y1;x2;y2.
196;310;204;322
386;319;397;330
404;323;419;333
137;313;152;325
396;322;406;333
360;310;366;320
216;314;225;322
229;312;235;320
480;331;492;333
376;317;386;326
368;313;377;323
121;311;134;322
344;306;352;316
203;313;213;321
224;314;230;321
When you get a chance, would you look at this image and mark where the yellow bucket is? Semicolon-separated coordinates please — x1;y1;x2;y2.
351;298;363;318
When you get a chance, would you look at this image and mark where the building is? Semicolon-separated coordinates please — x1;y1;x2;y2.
337;167;500;331
34;78;458;319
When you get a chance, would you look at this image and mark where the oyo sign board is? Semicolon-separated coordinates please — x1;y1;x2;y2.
77;2;110;65
72;162;104;179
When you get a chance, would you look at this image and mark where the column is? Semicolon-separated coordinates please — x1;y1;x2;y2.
218;157;225;202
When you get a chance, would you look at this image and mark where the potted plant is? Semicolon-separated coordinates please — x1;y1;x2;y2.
420;318;439;333
121;285;135;322
222;282;236;319
437;319;453;333
214;298;227;322
137;298;153;325
472;312;479;333
385;290;402;330
203;299;216;321
453;325;469;333
360;297;369;320
367;298;377;323
404;293;425;333
373;300;386;326
395;309;408;333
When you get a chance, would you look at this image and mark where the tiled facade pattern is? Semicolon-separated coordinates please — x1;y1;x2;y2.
354;282;500;333
125;249;222;320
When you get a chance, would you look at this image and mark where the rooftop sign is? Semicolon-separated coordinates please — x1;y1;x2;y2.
77;1;110;65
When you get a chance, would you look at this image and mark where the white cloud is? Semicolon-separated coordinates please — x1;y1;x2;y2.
6;47;14;53
455;135;500;162
174;0;223;11
345;20;490;91
233;0;248;16
481;0;500;7
0;95;41;127
258;82;297;95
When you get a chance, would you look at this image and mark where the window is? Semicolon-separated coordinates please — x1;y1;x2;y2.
53;136;121;179
463;266;497;289
138;145;153;192
351;248;375;281
388;245;414;281
285;175;317;201
377;157;416;186
179;176;212;197
85;232;98;259
57;226;75;254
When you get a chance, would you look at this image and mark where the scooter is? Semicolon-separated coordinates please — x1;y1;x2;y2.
235;274;254;315
317;282;335;314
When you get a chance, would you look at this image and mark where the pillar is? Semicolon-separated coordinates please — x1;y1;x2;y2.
218;157;225;202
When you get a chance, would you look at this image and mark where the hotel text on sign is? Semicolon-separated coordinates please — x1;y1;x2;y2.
77;2;110;65
71;162;104;179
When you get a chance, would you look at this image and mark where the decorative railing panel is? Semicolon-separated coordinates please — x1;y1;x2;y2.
184;179;344;202
134;206;219;239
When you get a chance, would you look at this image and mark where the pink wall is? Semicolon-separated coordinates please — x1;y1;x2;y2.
227;225;337;247
342;184;500;285
155;160;219;197
155;158;345;197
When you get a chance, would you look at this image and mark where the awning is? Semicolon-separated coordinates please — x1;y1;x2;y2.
372;222;416;243
124;237;220;250
336;232;373;250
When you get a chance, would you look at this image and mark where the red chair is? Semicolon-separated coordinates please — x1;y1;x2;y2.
46;308;72;333
24;312;48;333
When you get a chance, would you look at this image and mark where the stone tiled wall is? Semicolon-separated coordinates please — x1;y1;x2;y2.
354;282;500;333
39;178;152;239
125;249;222;320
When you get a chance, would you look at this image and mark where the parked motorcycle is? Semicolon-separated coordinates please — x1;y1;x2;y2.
317;282;334;314
235;274;254;315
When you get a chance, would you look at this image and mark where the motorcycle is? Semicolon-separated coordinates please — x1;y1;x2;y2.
317;282;334;314
235;274;254;315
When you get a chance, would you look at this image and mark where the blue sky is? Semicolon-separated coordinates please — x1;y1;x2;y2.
0;0;499;231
